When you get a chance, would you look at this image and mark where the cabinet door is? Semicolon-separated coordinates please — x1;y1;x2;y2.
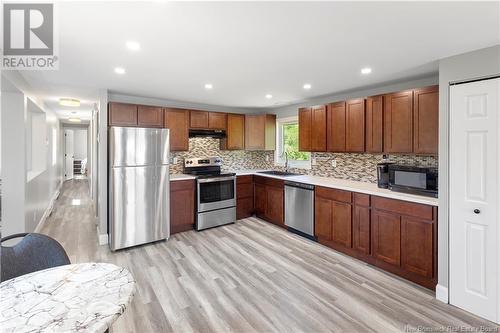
384;90;413;153
327;101;346;152
315;196;332;240
311;105;327;151
365;95;384;153
413;86;438;155
225;114;245;150
170;180;195;234
372;209;401;266
346;99;365;152
190;110;209;128
254;183;266;218
266;186;284;226
332;201;352;248
245;115;265;150
164;108;189;151
138;105;163;128
209;112;227;130
298;107;312;151
353;205;370;254
109;102;137;127
401;216;434;278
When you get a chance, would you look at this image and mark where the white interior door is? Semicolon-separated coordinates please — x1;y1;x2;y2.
65;129;74;180
450;77;500;323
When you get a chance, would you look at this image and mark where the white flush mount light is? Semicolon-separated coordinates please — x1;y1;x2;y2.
303;83;312;90
59;98;80;107
68;117;81;123
114;67;126;75
361;67;372;75
126;41;140;51
265;94;273;99
204;83;213;90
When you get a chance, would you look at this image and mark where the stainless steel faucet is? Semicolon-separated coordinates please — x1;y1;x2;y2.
282;151;289;172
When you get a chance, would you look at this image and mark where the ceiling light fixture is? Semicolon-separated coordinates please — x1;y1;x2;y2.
361;67;372;75
204;83;213;90
126;41;140;51
303;83;312;90
59;98;80;107
68;117;81;123
114;67;126;75
265;94;273;99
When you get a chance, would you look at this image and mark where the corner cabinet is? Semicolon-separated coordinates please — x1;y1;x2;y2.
314;186;437;290
245;114;276;151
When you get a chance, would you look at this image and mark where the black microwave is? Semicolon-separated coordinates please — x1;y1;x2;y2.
388;165;438;198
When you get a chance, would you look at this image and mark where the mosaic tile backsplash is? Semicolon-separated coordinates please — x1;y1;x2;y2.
171;138;438;184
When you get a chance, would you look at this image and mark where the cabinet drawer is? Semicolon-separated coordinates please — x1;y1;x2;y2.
237;175;253;185
354;193;370;207
315;186;352;203
171;179;195;191
237;183;253;198
371;196;433;220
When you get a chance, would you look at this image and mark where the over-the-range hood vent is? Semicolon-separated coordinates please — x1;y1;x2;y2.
189;129;226;139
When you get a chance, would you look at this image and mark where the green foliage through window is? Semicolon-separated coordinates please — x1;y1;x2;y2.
282;123;310;161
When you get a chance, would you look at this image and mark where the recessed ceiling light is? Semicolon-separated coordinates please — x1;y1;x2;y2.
303;83;312;90
265;94;273;99
114;67;126;75
204;83;213;90
68;117;81;123
361;67;372;75
59;98;80;107
126;41;140;51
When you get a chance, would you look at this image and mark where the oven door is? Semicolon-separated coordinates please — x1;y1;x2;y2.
197;176;236;212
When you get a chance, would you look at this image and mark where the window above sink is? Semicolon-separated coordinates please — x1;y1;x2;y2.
275;116;311;170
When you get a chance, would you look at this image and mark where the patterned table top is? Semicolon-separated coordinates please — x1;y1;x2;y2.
0;263;135;333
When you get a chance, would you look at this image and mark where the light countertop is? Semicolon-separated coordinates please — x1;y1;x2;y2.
230;170;439;206
170;174;196;181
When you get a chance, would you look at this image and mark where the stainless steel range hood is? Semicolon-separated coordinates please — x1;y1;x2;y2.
189;129;226;139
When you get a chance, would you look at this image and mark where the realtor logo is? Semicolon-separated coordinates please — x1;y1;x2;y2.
2;3;58;69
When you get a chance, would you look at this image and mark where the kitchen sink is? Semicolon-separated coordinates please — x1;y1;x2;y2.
257;170;302;177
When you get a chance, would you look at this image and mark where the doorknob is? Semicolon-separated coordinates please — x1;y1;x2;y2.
474;209;480;214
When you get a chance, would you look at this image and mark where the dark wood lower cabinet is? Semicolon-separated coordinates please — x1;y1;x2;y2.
236;175;254;220
170;180;195;234
253;176;284;228
315;186;437;290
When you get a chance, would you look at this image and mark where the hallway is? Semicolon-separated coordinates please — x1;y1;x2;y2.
40;180;498;333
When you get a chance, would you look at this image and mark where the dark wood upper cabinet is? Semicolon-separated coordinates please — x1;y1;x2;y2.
384;90;413;153
164;108;189;151
311;105;327;151
208;112;227;130
245;114;276;150
365;95;384;153
221;113;245;150
298;107;312;151
170;180;195;234
137;105;163;128
327;101;346;152
108;102;137;127
190;110;209;128
413;85;439;155
345;98;365;152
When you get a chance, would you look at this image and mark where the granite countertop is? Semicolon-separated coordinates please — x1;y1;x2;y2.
230;169;438;206
0;263;135;333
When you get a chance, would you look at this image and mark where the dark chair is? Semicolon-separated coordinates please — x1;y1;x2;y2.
1;233;70;282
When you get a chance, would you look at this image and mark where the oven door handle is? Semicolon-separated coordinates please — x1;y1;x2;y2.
197;176;235;183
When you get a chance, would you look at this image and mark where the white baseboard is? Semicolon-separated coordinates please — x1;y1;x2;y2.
34;184;62;233
97;226;108;245
435;284;449;303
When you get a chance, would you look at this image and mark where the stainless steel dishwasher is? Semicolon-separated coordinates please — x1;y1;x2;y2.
284;181;315;238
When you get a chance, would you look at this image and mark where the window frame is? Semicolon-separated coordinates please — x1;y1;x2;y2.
275;116;311;170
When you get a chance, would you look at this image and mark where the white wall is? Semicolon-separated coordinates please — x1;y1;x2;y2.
1;72;64;235
437;45;500;300
97;89;108;241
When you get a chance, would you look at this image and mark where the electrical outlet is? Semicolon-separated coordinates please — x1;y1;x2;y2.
172;157;178;164
312;158;317;166
331;160;337;168
265;155;270;162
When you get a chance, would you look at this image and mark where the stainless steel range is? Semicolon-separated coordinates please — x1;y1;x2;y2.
184;157;236;231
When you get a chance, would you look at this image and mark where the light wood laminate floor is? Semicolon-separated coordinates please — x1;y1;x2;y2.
41;180;499;333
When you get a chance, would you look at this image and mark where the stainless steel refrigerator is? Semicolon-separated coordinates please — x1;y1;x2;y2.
108;127;170;251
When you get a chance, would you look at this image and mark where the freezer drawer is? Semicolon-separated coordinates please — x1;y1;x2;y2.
109;165;169;250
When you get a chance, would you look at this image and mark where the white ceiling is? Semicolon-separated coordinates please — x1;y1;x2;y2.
21;1;500;118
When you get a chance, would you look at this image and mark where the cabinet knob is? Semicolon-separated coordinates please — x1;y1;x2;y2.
474;209;480;214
